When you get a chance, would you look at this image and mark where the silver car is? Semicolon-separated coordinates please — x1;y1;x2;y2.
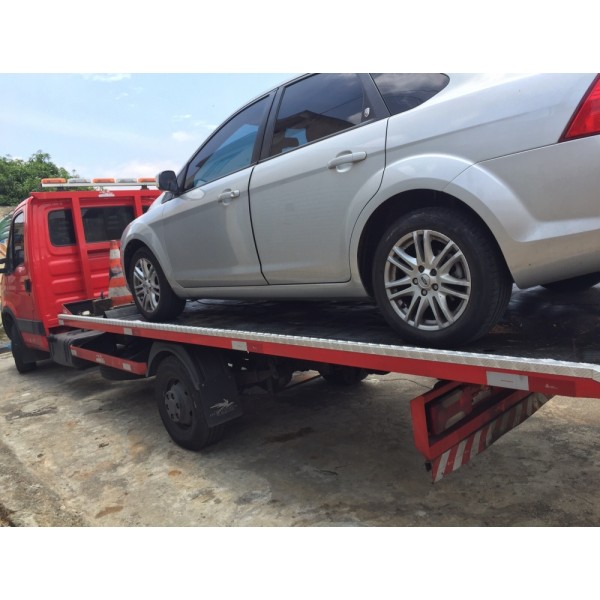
121;73;600;348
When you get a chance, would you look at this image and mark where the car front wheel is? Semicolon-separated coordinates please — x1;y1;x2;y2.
129;247;186;321
372;208;512;348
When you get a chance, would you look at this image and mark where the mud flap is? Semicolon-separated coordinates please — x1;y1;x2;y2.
149;342;242;428
191;347;243;427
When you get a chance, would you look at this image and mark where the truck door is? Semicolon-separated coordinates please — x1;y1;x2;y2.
2;210;43;344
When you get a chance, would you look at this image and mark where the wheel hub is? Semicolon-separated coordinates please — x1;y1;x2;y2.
384;229;471;331
418;273;432;289
164;380;193;426
132;257;160;312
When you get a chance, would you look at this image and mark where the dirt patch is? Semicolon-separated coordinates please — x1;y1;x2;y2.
0;504;15;526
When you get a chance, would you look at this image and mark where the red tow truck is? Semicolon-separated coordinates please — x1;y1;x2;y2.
2;180;600;482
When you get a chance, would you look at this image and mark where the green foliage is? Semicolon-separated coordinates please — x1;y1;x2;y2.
0;151;75;206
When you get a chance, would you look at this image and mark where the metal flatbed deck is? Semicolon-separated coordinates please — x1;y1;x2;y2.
59;286;600;399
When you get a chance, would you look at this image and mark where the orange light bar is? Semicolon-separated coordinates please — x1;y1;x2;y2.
92;178;116;184
138;177;156;183
41;178;67;184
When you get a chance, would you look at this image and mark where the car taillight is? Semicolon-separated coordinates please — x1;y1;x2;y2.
561;75;600;141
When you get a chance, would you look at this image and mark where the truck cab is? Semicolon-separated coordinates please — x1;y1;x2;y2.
0;181;159;370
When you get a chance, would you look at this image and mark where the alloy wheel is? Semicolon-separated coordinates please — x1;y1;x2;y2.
383;229;471;331
132;257;161;313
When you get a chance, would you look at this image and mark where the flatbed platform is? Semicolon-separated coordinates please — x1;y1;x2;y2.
59;285;600;399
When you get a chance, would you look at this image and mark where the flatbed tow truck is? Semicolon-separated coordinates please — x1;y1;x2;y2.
2;180;599;482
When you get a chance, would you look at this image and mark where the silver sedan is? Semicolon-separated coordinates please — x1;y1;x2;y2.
122;73;600;348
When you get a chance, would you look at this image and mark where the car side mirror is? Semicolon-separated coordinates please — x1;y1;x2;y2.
157;170;179;194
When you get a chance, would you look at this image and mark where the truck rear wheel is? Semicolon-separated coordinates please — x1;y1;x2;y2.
155;356;225;450
319;365;369;386
9;323;37;374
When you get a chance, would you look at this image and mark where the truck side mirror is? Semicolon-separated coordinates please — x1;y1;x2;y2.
156;170;179;194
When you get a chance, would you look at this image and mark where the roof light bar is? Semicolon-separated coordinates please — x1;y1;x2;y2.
40;177;157;188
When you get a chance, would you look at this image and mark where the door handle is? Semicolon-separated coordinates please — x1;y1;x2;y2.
218;189;241;202
327;151;367;169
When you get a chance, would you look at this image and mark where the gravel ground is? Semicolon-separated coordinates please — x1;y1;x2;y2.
1;349;600;527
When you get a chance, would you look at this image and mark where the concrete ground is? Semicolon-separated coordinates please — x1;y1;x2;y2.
1;348;600;527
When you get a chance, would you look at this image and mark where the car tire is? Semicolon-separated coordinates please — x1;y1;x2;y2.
542;272;600;293
372;208;512;348
129;247;186;322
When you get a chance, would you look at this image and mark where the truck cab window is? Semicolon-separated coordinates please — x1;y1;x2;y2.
80;206;135;243
48;209;76;246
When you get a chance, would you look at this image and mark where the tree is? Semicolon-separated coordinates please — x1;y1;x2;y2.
0;151;75;206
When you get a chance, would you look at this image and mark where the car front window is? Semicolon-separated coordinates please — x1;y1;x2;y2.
184;96;270;190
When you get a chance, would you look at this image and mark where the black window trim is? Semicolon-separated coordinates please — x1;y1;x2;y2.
6;210;25;273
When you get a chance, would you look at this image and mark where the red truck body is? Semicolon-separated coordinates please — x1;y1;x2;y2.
0;188;159;351
1;185;599;482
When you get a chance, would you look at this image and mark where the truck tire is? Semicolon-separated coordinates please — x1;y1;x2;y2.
129;247;186;322
372;208;512;348
319;365;369;386
9;323;37;374
155;356;225;450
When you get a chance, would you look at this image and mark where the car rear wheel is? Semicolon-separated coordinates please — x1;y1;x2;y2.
372;208;512;348
129;247;186;321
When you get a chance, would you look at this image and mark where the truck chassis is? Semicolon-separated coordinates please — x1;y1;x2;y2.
49;288;600;482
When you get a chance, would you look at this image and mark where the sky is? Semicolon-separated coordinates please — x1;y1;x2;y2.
0;73;298;180
1;2;593;186
2;0;593;186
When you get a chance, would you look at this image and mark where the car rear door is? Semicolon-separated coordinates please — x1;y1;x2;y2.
249;73;388;284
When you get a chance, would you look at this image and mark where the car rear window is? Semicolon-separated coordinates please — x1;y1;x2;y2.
371;73;449;115
270;73;367;156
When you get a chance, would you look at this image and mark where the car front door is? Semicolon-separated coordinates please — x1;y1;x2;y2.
159;95;272;287
249;73;388;284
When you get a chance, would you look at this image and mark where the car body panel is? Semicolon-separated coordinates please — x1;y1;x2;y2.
121;72;600;306
446;135;600;287
249;118;387;283
157;167;266;287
